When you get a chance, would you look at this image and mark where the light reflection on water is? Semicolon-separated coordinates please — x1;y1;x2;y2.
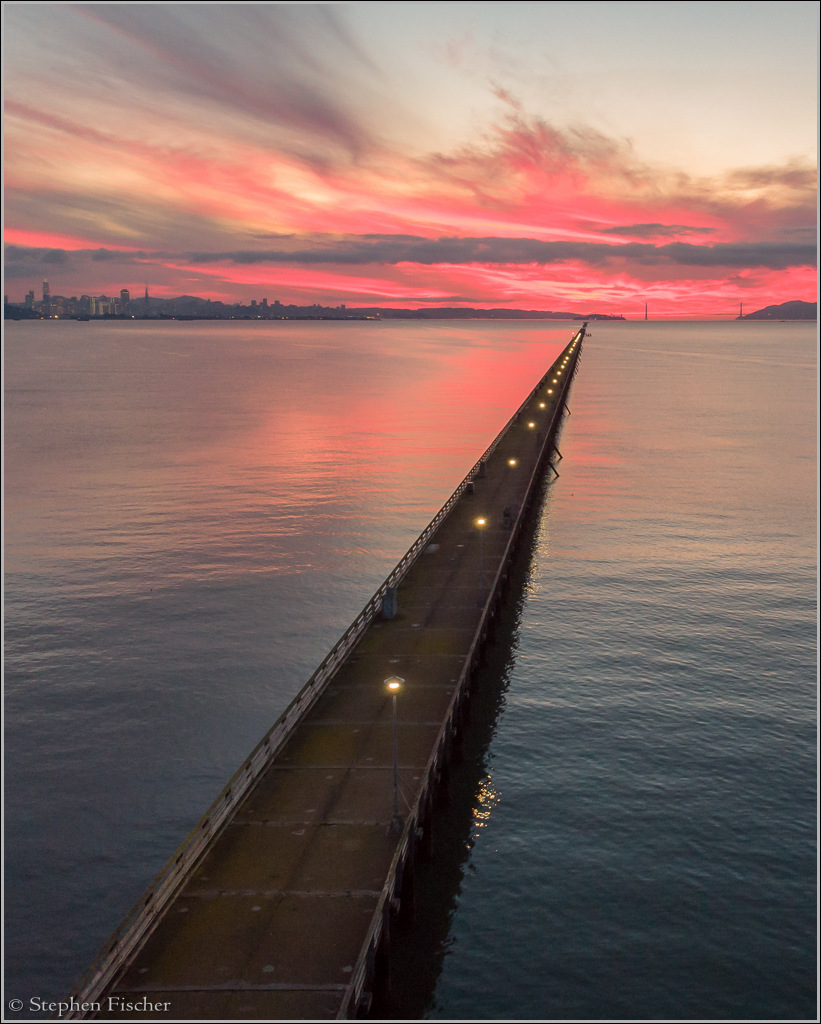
3;319;816;1020
471;775;500;835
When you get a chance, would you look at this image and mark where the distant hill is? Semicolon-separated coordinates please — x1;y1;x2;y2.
738;300;816;320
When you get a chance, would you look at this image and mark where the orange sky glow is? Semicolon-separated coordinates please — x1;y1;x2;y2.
4;4;817;317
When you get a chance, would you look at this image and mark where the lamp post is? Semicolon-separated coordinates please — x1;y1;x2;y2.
476;517;487;605
384;675;404;833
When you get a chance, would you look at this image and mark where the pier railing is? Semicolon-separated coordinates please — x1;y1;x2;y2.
65;328;585;1012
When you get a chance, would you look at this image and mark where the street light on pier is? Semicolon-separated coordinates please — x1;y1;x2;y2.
384;676;404;833
476;517;487;606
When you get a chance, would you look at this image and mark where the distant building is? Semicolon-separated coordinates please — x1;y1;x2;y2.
120;288;130;313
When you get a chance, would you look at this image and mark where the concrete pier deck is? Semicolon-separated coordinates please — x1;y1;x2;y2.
67;327;584;1020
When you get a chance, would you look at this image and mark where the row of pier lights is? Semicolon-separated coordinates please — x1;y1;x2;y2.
473;339;576;603
383;339;579;832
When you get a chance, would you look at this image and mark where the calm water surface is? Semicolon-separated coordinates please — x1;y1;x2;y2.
3;319;816;1019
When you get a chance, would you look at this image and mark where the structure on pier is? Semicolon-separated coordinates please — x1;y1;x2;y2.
67;326;585;1020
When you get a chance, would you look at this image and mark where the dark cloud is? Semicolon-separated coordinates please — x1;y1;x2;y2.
178;236;816;270
4;246;71;278
7;237;815;275
602;223;719;239
3;244;149;281
5;245;70;265
90;247;145;262
725;162;817;192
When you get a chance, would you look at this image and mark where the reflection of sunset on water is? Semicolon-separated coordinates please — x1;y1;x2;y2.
4;320;569;582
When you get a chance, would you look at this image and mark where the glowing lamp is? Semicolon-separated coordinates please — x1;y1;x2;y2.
384;675;405;832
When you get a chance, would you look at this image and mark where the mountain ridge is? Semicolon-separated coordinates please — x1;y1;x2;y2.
738;300;816;320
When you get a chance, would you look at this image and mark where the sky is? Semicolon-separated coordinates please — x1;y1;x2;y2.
3;2;818;317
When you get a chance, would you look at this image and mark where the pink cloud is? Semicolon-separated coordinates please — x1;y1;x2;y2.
4;75;815;314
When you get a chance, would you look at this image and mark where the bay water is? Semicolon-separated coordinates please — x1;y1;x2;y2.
3;319;816;1019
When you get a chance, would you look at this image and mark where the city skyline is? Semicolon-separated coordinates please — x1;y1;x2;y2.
4;3;818;316
8;276;813;321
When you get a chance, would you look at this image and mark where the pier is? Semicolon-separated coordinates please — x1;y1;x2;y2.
67;326;585;1020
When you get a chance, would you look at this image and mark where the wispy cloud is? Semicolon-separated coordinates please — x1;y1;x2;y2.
72;3;384;165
